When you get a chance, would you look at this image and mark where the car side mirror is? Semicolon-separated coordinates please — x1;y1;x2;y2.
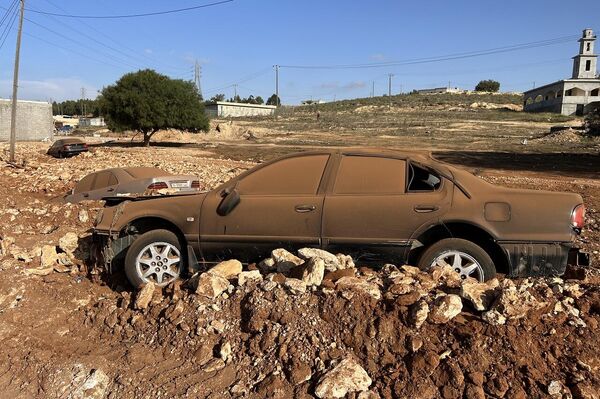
217;188;240;216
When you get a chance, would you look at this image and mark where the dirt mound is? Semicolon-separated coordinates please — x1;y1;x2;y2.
533;129;587;144
74;247;600;398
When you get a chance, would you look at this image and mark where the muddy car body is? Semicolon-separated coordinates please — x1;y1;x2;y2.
93;149;588;287
65;167;203;203
47;138;88;158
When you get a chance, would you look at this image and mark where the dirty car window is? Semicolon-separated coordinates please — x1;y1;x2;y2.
74;174;96;193
334;156;406;194
238;155;329;195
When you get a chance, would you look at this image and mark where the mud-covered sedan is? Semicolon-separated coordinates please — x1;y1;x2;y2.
93;149;588;287
65;167;203;203
47;138;88;158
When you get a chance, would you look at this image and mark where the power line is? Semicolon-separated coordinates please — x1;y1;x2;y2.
279;34;580;70
0;1;18;51
26;0;234;19
38;0;192;73
0;0;18;27
204;67;272;94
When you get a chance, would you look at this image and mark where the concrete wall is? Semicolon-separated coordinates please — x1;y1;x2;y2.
205;102;276;118
0;99;53;141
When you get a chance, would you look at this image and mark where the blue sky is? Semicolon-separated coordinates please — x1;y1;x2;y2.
0;0;599;104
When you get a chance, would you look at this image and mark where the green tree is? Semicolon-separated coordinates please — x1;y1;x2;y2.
475;80;500;92
585;105;600;136
266;94;281;106
210;93;225;102
99;69;209;146
255;96;264;105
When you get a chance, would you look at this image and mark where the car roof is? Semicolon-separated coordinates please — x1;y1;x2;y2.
271;147;434;163
55;138;84;145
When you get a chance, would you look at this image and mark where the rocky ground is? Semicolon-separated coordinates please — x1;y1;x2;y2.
0;142;599;398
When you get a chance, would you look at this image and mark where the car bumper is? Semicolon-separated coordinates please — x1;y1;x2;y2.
499;241;589;277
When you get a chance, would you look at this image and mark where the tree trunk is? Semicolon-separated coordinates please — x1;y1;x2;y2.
143;132;151;147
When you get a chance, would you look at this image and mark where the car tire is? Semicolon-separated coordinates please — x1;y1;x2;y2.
417;238;496;282
124;229;184;288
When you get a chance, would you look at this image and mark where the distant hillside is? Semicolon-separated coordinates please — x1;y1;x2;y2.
296;92;523;113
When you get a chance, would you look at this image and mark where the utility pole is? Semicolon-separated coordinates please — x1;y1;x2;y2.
194;60;202;98
532;81;536;89
388;73;394;106
233;84;238;99
9;0;25;163
80;87;86;116
371;81;375;98
274;64;279;108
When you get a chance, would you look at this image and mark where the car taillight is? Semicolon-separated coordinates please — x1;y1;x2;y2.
571;204;585;229
63;145;70;150
83;144;88;149
147;182;168;190
191;180;201;189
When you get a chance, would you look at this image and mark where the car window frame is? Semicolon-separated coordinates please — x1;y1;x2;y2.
236;154;332;197
330;154;408;197
405;160;444;194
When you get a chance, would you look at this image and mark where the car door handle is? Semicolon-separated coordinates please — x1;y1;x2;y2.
414;205;439;213
295;204;316;213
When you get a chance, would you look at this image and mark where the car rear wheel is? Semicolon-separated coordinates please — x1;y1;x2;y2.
417;238;496;282
124;229;183;288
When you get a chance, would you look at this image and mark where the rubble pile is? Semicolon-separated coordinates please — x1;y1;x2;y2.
80;247;600;398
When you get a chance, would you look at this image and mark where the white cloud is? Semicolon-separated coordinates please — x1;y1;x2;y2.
0;77;99;102
370;53;387;61
144;48;153;54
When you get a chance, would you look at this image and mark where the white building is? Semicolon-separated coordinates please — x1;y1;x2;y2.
79;117;106;127
416;87;464;95
523;29;600;116
205;101;276;118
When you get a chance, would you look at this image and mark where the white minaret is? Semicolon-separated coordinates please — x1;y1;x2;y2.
572;28;597;79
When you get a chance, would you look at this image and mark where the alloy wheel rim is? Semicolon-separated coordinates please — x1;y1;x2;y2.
430;250;484;282
135;242;181;286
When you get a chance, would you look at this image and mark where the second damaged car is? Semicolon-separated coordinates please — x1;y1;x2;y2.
66;167;203;203
93;148;589;287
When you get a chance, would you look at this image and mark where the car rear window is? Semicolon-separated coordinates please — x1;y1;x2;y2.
124;167;170;179
334;156;406;194
238;154;329;195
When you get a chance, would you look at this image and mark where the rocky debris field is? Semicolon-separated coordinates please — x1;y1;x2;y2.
0;142;599;398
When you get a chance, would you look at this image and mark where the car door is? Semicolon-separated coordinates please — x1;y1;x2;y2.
322;155;451;264
199;153;331;262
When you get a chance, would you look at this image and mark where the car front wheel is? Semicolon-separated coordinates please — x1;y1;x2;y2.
124;229;183;288
417;238;496;282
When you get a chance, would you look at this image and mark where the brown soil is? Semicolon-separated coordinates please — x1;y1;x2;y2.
0;142;598;398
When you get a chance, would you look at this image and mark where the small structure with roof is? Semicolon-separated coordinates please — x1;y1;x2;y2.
204;101;276;118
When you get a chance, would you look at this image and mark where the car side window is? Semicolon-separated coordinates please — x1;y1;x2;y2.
74;174;96;193
334;156;406;194
93;171;114;190
407;163;441;192
238;154;329;195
